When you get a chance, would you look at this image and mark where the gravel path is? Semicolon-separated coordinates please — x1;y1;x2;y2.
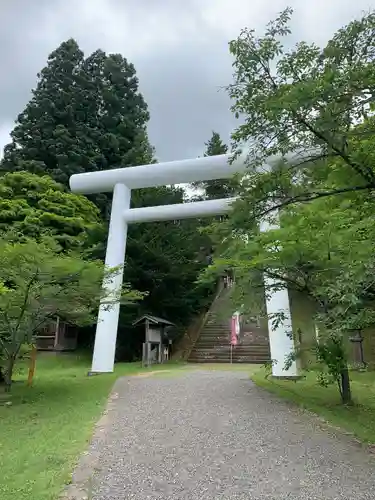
76;369;375;499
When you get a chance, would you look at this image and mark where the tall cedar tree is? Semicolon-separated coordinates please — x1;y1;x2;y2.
1;39;152;188
193;131;237;199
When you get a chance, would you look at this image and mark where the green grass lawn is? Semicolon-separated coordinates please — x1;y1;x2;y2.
252;368;375;444
0;353;186;500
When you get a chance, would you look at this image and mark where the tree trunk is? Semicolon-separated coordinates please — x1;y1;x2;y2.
0;366;5;384
3;356;16;392
339;366;352;405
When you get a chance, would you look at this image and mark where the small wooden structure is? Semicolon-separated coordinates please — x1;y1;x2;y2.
35;317;78;352
133;315;174;367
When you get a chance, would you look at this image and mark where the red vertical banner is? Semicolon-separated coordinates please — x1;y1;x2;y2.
231;315;238;346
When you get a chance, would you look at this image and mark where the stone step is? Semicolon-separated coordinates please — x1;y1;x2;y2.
195;341;230;346
198;332;229;337
202;329;229;334
187;291;270;364
200;326;229;331
190;348;269;357
201;328;229;333
203;320;229;324
194;343;269;351
195;344;231;347
188;358;269;364
195;340;230;346
196;336;269;343
203;324;229;329
190;348;270;356
198;332;229;336
189;358;269;364
200;328;228;332
190;348;269;354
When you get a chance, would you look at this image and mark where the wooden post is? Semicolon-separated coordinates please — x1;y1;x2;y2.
142;343;146;367
145;320;150;367
27;344;37;387
146;342;151;367
160;326;163;365
54;316;60;348
145;319;150;343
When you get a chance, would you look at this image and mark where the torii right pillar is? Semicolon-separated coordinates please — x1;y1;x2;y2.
260;215;299;378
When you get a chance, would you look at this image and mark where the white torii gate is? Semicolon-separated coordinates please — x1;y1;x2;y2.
69;152;300;378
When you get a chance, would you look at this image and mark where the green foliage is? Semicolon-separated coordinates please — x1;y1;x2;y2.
192;131;237;200
214;184;375;402
190;132;238;301
215;180;375;402
314;335;347;385
0;238;143;389
1;39;151;187
0;171;104;254
227;8;375;221
116;185;218;359
204;9;375;403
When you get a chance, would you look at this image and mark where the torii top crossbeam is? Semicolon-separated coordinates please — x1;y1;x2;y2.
69;150;308;194
69;152;244;193
68;150;308;378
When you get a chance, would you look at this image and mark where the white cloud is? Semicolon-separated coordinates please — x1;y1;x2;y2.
0;0;373;161
0;125;11;159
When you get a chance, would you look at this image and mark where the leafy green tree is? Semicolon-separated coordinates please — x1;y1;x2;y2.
120;184;215;326
206;182;375;403
227;8;375;222
189;131;238;278
192;131;237;200
203;7;375;402
0;237;143;391
1;39;152;188
0;171;104;255
0;39;220;360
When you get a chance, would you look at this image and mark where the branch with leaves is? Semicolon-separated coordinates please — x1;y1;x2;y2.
227;8;375;219
0;237;144;391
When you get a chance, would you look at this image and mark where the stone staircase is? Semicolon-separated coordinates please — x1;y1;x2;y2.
188;288;271;364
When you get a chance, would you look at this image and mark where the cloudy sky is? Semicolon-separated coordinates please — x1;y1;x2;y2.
0;0;373;162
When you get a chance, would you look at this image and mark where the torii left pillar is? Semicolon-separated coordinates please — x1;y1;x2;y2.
91;183;130;373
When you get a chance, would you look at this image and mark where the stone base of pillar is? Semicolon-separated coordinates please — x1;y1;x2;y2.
271;375;305;381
